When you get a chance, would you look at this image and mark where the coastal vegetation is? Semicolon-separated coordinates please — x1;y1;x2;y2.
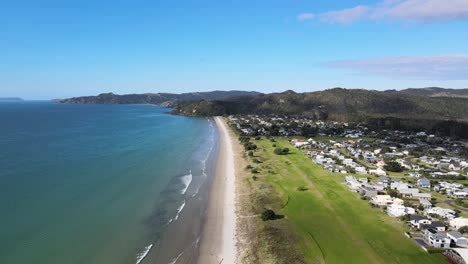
241;136;446;263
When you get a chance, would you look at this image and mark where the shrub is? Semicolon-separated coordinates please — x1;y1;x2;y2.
255;136;261;140
427;247;446;254
261;209;277;221
248;151;254;157
272;144;276;147
252;175;258;181
297;186;308;191
282;148;290;154
274;147;283;155
459;226;468;234
251;168;259;174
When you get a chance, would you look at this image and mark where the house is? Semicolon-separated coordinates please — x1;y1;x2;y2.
399;188;420;198
390;181;411;191
451;191;468;199
418;178;431;188
410;214;432;229
450;218;468;230
377;177;392;187
413;192;432;200
370;168;387;176
387;203;415;217
355;166;368;175
429;221;447;232
360;186;378;198
419;199;432;209
345;176;362;191
371;195;403;206
424;228;451;248
438;163;451;170
425;207;456;219
358;177;368;184
447;231;468;246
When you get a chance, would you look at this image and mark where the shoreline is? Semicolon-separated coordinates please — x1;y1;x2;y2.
196;117;238;263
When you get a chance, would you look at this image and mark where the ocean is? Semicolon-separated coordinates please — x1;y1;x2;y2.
0;101;218;264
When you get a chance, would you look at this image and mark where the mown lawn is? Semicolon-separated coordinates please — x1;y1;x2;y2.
249;137;446;264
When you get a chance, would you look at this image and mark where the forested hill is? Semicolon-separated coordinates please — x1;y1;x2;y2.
55;91;261;105
171;88;468;138
388;87;468;98
172;88;468;121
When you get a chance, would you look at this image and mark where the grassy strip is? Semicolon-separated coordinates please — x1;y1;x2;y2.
242;136;446;264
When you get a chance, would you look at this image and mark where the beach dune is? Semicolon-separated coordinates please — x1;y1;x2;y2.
197;117;237;264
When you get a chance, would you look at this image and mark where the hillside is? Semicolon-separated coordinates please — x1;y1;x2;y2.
392;87;468;98
172;88;468;138
172;88;468;121
56;91;261;105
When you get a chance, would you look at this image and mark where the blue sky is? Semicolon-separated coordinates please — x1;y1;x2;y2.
1;0;468;99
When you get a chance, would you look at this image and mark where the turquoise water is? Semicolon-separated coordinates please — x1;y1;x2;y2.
0;101;217;264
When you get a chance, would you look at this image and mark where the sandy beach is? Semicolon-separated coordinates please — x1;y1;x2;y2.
197;117;237;264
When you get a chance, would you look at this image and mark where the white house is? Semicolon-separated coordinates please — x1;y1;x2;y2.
413;192;432;200
447;231;468;246
424;228;451;248
399;188;420;198
371;195;403;206
451;191;468;199
370;168;387;176
450;218;468;230
387;204;415;217
425;207;456;219
410;214;432;229
390;181;411;191
419;199;432;209
355;166;368;175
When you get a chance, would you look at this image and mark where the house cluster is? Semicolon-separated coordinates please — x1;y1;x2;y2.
344;175;432;216
410;212;468;250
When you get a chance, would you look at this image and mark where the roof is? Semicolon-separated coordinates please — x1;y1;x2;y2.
410;214;425;221
418;178;430;185
431;221;445;228
419;199;432;205
448;231;463;239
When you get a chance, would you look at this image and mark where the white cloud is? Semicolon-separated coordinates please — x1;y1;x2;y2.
320;6;370;24
297;13;315;21
324;55;468;80
300;0;468;24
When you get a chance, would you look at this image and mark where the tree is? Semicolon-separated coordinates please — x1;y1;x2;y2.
261;209;277;221
459;226;468;234
282;148;290;154
384;161;404;172
387;188;399;198
274;147;283;155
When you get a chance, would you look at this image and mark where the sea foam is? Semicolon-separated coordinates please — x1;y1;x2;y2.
174;201;186;221
135;244;153;264
180;171;193;195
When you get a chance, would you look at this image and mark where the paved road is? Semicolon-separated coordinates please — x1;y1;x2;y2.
445;199;468;212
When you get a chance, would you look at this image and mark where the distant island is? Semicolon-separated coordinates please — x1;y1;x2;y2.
0;97;23;101
54;90;261;106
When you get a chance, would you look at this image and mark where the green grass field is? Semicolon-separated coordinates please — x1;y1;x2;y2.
246;137;446;264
